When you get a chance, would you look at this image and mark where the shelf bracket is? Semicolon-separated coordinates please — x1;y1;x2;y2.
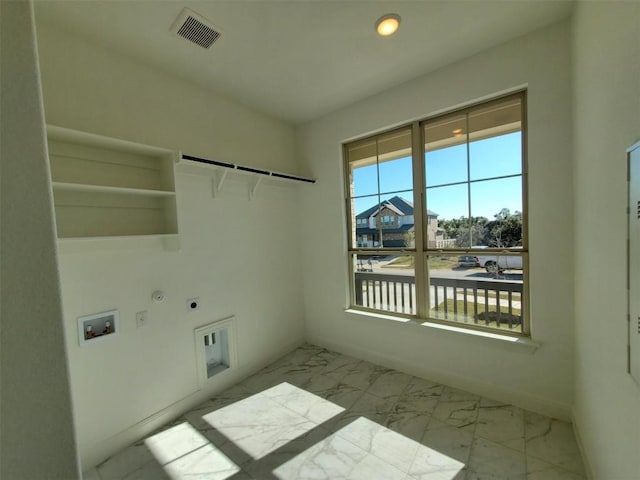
249;177;262;201
211;170;228;198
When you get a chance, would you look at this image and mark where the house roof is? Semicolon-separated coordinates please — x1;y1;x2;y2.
356;196;437;219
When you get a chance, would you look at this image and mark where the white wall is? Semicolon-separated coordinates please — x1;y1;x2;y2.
35;22;306;469
297;21;575;418
0;2;80;478
572;2;640;478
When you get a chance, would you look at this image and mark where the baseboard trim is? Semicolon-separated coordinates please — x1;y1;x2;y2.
82;338;304;471
307;333;572;421
571;407;595;480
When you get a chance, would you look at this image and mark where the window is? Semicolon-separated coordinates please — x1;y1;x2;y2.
380;215;395;226
344;92;528;336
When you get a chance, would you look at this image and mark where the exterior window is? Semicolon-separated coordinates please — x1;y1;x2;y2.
344;92;528;336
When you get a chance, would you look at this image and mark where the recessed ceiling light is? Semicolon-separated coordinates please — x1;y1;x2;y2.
452;128;464;137
376;14;401;37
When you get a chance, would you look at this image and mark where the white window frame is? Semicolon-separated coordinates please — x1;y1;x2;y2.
343;91;529;337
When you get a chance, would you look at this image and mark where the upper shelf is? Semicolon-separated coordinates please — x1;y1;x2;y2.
175;154;316;200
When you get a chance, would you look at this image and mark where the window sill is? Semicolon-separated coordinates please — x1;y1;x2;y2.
344;308;540;353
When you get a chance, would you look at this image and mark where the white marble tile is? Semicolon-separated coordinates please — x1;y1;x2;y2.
524;412;586;476
226;472;254;480
335;416;420;474
303;373;341;395
143;422;210;466
420;418;474;465
96;345;588;480
202;392;318;461
261;381;344;424
431;400;478;431
271;433;368;479
184;385;254;432
341;361;389;390
439;386;479;403
273;345;324;368
367;370;413;399
384;410;431;442
97;442;156;480
328;391;398;432
242;426;331;478
395;377;443;415
408;440;466;480
467;437;526;480
297;343;328;357
475;400;525;452
310;349;341;366
320;382;366;410
163;443;241;479
240;367;289;393
321;354;362;381
348;451;410;480
526;457;586;480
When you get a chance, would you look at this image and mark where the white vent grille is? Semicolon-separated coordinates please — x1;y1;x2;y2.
172;8;221;49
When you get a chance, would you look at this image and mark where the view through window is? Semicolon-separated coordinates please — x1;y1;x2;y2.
344;92;528;335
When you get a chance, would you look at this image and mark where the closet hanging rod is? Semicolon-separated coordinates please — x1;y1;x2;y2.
181;154;316;184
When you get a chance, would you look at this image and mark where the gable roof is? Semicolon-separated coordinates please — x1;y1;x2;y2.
356;196;438;219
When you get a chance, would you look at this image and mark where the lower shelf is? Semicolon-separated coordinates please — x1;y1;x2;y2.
53;188;178;238
57;234;180;252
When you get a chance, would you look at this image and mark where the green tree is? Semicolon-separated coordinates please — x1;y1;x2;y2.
485;209;522;247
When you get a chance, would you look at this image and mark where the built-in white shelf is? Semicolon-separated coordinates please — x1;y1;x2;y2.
47;125;180;246
52;182;177;197
176;154;315;200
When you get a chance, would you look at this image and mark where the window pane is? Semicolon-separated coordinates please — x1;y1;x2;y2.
379;155;413;194
351;162;378;197
426;183;469;248
424;112;468;187
353;192;414;249
467;95;522;181
427;255;524;333
352;253;416;314
470;177;523;247
469;132;522;181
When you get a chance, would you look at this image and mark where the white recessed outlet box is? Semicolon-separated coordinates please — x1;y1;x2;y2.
194;316;236;385
187;297;200;311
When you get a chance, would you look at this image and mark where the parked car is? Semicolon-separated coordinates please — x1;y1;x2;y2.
475;248;523;274
458;255;480;267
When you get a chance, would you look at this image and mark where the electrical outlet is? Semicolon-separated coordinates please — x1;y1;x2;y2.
187;298;200;312
136;310;148;328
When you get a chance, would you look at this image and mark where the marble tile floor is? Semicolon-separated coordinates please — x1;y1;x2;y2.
86;344;587;480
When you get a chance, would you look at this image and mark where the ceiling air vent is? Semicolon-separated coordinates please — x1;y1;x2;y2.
171;8;221;49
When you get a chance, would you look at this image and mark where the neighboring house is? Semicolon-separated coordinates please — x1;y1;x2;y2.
355;195;445;248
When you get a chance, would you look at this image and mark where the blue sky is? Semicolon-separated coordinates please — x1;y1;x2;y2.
352;132;522;220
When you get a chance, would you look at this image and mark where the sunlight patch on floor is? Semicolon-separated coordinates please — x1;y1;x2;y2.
144;422;240;479
202;382;344;461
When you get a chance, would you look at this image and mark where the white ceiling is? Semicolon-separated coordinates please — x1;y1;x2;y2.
33;0;574;125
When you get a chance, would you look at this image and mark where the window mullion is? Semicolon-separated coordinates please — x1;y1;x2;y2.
411;121;428;317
